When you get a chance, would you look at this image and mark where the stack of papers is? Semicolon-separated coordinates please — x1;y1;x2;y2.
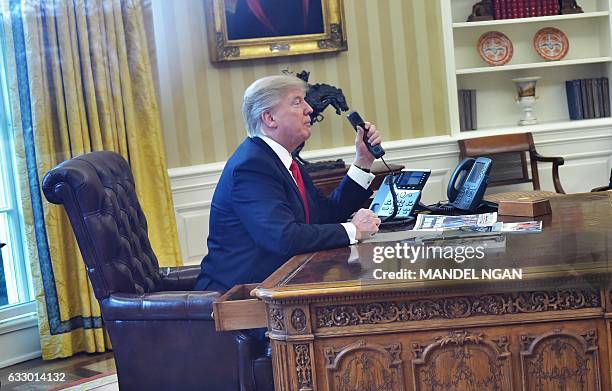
413;212;542;234
413;213;499;231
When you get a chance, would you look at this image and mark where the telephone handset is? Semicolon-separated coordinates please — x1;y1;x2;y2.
447;157;492;212
370;169;431;219
347;111;385;158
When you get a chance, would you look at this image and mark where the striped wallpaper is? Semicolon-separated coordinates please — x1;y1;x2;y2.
152;0;450;168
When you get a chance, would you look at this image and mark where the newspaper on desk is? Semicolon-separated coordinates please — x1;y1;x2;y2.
413;212;499;231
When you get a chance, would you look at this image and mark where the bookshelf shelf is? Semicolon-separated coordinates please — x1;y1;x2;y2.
441;0;612;136
452;11;610;28
457;57;612;74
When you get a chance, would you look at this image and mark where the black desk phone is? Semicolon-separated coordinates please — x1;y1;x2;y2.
447;157;492;212
370;169;431;219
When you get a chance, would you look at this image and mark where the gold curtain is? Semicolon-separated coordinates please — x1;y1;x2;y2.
1;0;182;359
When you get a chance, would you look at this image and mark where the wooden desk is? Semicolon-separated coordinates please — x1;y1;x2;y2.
310;161;404;196
215;192;612;390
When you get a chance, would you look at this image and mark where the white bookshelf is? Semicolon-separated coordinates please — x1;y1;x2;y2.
452;10;609;28
441;0;612;136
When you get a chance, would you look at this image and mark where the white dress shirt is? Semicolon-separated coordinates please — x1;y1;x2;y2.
258;135;374;244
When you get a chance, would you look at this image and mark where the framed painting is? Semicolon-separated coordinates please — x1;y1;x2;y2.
205;0;347;62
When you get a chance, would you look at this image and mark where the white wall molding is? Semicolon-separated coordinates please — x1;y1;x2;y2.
0;312;37;336
175;201;212;213
170;129;612;265
535;128;612;145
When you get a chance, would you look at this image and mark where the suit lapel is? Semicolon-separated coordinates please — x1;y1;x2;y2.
249;137;309;219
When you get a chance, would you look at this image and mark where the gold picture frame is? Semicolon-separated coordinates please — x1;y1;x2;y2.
205;0;347;62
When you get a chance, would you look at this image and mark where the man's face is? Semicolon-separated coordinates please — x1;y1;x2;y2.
266;88;313;152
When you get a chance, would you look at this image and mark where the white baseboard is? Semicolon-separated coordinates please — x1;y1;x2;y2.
169;128;612;265
0;308;41;368
0;350;42;369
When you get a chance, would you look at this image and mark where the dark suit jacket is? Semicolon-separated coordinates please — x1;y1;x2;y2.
194;137;372;291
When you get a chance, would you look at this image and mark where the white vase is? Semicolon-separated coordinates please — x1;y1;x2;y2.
512;77;541;126
516;96;538;125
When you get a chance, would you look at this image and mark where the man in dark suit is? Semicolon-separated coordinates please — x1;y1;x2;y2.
194;75;382;292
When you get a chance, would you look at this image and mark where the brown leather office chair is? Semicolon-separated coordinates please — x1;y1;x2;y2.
458;132;566;194
42;151;273;391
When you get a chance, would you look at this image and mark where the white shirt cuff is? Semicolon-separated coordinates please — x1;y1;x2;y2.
341;222;358;244
347;164;375;189
347;245;360;263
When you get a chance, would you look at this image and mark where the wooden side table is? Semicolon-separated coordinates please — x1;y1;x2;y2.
310;161;403;196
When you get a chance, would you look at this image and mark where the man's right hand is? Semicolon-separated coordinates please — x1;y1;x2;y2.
351;209;381;240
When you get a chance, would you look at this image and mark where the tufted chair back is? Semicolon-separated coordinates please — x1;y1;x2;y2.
43;151;162;298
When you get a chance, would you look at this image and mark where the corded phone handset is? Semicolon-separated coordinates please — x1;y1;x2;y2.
370;170;431;220
347;111;385;158
447;157;493;212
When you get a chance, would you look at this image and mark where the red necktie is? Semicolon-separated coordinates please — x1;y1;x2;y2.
289;160;310;224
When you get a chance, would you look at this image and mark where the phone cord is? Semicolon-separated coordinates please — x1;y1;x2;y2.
425;202;456;214
379;157;398;223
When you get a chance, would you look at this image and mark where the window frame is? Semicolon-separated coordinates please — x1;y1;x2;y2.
0;18;33;316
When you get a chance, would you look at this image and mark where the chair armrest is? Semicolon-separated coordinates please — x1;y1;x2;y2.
532;152;566;194
531;152;564;165
100;291;221;321
158;265;201;291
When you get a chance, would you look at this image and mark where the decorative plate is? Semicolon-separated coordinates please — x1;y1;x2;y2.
477;31;513;66
533;27;569;61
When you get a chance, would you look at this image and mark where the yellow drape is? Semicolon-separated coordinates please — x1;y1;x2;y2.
1;0;181;359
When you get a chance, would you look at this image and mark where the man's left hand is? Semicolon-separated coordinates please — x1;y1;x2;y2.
354;123;382;170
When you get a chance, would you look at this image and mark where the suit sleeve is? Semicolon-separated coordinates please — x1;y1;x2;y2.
231;164;350;258
307;175;373;224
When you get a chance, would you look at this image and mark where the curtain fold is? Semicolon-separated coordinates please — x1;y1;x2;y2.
1;0;181;359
